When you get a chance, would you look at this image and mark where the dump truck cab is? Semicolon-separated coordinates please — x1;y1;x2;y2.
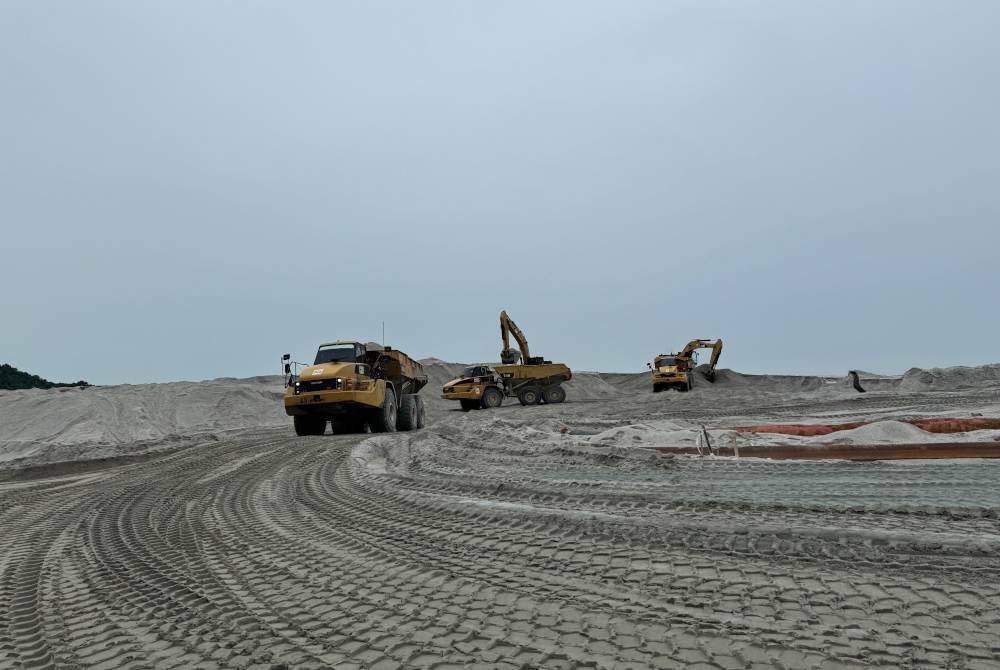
651;353;696;392
284;340;428;435
442;364;507;411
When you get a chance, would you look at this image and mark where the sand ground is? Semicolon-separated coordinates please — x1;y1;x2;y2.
1;363;999;669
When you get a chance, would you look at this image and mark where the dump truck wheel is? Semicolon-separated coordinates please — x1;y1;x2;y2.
481;387;503;409
294;415;325;436
518;387;541;406
543;385;566;404
371;388;398;432
653;384;663;393
415;396;426;428
398;394;419;431
460;399;477;411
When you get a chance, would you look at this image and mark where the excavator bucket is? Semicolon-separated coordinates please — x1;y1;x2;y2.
849;370;866;393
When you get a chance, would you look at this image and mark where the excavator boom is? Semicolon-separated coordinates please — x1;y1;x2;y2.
499;310;531;365
678;339;723;382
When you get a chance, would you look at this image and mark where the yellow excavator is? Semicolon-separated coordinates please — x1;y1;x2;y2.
500;310;546;365
648;339;723;392
441;311;572;408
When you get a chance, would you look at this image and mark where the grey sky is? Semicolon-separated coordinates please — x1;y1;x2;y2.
2;1;998;385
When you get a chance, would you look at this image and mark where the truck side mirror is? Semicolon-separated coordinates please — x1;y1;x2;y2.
284;363;291;374
282;353;290;361
646;362;652;369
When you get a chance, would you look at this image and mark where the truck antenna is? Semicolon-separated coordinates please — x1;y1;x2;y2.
382;321;385;346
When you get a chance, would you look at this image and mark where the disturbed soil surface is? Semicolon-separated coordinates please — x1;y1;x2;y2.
2;365;1000;669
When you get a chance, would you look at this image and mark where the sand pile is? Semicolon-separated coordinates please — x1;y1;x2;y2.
5;358;999;469
900;363;1000;391
0;376;287;466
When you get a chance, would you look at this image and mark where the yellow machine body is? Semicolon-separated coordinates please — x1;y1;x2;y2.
651;339;723;392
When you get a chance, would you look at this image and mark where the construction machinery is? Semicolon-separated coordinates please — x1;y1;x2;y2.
441;311;572;409
648;339;723;392
284;341;428;435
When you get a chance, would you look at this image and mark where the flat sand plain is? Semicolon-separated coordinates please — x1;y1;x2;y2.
1;362;999;668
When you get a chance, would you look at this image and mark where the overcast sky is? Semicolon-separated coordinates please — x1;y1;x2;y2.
2;1;998;384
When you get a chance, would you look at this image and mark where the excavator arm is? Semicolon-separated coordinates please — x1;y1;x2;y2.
499;310;530;365
679;339;724;382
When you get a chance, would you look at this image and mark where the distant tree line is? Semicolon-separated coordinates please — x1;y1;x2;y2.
0;364;90;390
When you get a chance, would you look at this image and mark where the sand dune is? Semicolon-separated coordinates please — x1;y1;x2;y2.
2;361;999;468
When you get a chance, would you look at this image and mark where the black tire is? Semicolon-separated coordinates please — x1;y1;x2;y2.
398;393;419;431
543;385;566;404
653;384;663;393
415;396;426;428
518;387;541;406
481;387;503;409
370;387;398;433
294;415;325;436
460;399;478;411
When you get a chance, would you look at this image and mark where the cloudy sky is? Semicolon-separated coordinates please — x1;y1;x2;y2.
3;1;998;384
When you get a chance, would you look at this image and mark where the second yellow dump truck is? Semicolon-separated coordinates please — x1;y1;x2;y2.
284;341;427;435
442;362;572;410
441;311;572;409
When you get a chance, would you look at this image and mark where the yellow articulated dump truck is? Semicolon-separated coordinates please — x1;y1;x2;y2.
284;341;427;435
648;338;723;393
441;311;572;410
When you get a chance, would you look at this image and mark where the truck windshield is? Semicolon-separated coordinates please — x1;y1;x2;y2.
461;366;488;378
656;358;677;367
315;344;362;365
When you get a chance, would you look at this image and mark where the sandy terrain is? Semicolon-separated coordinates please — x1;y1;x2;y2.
1;362;999;668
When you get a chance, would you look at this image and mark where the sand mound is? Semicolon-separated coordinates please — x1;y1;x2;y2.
709;368;829;392
809;420;932;444
586;420;698;446
0;376;287;466
900;363;1000;391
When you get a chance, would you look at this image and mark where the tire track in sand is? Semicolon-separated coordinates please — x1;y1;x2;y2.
1;427;999;669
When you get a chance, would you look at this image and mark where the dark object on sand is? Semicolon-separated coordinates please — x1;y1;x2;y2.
849;370;866;393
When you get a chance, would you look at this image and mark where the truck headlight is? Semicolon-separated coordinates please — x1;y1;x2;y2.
293;381;301;395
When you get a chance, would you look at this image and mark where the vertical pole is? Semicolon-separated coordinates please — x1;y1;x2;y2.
382;321;385;346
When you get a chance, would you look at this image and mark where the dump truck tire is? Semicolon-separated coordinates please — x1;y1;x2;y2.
371;387;398;433
294;415;325;436
518;387;541;406
481;387;503;409
653;384;663;393
543;385;566;404
415;396;426;428
398;393;419;431
460;399;478;411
